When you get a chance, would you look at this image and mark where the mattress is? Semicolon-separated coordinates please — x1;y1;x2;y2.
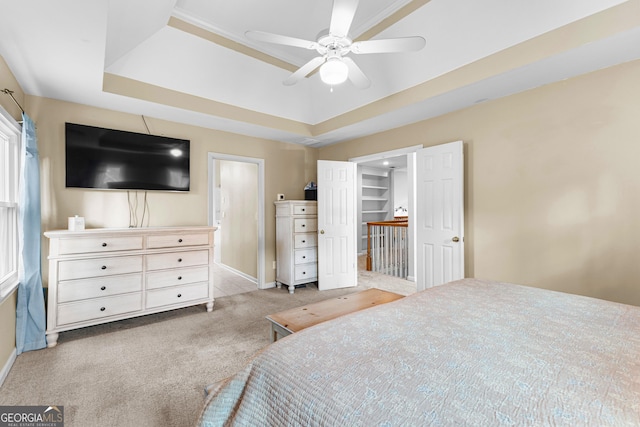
197;279;640;426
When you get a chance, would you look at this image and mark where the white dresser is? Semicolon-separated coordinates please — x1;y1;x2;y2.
274;201;318;294
44;226;216;347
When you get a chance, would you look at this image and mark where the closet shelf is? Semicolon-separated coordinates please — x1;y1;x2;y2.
358;166;392;252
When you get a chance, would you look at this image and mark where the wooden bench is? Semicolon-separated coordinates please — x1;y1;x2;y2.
266;288;404;342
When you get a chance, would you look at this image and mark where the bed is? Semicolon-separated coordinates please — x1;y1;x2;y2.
197;279;640;426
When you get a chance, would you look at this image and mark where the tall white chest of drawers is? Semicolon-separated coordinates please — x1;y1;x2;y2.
44;226;216;347
274;200;318;294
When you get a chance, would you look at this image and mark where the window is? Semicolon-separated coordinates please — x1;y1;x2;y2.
0;108;21;301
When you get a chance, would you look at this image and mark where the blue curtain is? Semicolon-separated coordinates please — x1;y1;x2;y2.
16;113;46;354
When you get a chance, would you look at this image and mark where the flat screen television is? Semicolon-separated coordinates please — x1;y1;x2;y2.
65;122;190;191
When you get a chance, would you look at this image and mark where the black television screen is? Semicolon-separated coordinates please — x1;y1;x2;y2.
65;122;190;191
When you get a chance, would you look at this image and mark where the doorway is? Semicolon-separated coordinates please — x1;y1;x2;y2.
208;153;266;291
350;145;422;283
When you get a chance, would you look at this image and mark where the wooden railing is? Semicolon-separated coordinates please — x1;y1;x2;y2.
366;217;408;278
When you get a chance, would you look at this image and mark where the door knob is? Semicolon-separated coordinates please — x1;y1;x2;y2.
452;236;460;242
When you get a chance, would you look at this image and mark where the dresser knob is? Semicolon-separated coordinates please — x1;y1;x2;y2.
302;240;306;243
177;293;182;298
302;256;306;259
100;307;106;312
178;238;183;243
178;258;183;263
302;224;305;227
177;276;182;280
101;265;107;270
102;242;107;247
302;271;306;275
100;286;106;291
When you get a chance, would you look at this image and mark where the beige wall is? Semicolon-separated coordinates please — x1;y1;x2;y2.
220;160;258;278
0;59;24;121
0;55;24;374
27;96;318;286
320;59;640;307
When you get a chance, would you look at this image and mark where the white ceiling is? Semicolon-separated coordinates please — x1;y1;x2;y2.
0;0;638;147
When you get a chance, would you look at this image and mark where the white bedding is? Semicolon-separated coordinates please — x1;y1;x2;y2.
197;279;640;426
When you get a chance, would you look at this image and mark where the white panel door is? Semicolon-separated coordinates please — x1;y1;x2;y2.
317;160;357;290
416;141;464;290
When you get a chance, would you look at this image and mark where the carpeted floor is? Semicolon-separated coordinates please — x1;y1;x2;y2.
0;271;414;427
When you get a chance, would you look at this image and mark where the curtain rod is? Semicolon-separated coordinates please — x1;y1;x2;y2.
1;88;25;114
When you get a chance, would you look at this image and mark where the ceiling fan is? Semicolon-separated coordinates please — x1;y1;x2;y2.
245;0;426;89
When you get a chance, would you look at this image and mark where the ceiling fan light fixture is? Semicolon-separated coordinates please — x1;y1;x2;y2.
320;58;349;85
247;0;424;88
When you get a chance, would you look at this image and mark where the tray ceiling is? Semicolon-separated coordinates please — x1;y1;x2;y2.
1;0;639;146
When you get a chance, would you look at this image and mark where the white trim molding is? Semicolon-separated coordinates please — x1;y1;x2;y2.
207;152;266;289
348;144;423;164
214;262;257;285
0;347;17;388
0;105;21;302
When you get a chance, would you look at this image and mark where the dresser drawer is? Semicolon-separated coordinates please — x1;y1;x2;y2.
294;234;317;248
58;255;143;281
57;236;143;255
146;283;209;309
146;266;209;290
293;204;316;215
147;233;209;249
294;218;317;233
58;273;143;303
57;293;142;326
294;264;317;281
294;248;317;264
146;250;209;271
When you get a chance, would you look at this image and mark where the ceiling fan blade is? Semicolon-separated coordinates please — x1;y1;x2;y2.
329;0;359;38
245;30;318;50
343;57;370;89
283;56;326;86
351;36;426;54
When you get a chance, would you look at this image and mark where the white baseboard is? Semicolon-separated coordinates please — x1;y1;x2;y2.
407;275;416;282
261;281;276;290
214;262;257;284
0;347;17;388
